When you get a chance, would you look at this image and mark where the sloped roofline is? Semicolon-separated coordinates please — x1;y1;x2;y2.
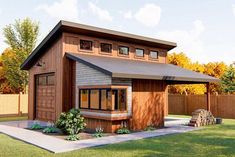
66;53;220;83
21;20;177;70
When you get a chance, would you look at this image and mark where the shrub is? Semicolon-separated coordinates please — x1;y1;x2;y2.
116;121;130;134
116;128;130;134
30;122;43;130
42;126;59;134
92;127;104;138
144;124;155;131
56;108;86;135
66;134;80;141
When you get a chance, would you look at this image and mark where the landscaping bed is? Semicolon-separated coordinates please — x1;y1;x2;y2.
26;126;116;141
26;109;134;141
0;118;234;157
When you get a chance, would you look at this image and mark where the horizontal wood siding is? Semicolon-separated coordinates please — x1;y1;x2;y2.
131;79;166;130
76;61;112;86
85;117;128;133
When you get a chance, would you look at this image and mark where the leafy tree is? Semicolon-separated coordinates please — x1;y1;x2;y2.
168;52;228;94
0;49;17;93
220;65;235;94
168;52;206;94
204;62;228;93
2;18;39;93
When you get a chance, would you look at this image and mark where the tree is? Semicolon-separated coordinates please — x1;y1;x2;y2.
0;49;16;93
204;62;228;93
168;52;206;94
2;18;39;93
220;65;235;94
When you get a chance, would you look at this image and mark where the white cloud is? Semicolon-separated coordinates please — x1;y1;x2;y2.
123;11;133;19
157;20;206;62
121;4;161;27
233;4;235;15
88;2;112;22
36;0;79;21
134;4;161;27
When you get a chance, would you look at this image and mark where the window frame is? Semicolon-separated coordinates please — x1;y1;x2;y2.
79;39;93;52
78;88;127;111
149;50;159;60
118;46;129;57
100;43;112;54
135;48;145;58
36;73;55;86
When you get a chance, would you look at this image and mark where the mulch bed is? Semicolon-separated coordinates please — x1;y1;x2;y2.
26;128;116;140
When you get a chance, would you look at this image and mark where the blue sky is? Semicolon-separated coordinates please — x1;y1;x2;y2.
0;0;235;64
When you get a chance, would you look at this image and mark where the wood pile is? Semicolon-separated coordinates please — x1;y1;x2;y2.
188;109;215;127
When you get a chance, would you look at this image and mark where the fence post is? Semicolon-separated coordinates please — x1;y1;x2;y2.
18;92;22;116
184;94;188;115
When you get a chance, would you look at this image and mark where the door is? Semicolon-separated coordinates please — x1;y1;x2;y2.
35;73;56;121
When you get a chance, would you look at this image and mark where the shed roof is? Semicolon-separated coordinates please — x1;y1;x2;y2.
66;53;219;83
21;20;176;70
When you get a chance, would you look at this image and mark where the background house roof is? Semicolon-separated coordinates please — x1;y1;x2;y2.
21;20;177;70
66;53;219;83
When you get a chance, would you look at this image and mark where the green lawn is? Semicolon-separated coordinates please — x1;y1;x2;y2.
0;119;235;157
0;116;28;122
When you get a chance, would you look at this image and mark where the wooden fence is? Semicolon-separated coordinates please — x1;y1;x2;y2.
0;93;28;117
168;94;235;119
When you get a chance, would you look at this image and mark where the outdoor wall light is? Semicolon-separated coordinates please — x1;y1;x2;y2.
36;60;45;67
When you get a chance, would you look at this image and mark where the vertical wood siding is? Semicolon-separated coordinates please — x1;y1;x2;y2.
168;94;235;119
131;79;167;130
28;37;62;120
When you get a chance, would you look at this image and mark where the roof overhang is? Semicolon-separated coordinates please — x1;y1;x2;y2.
66;53;220;83
21;20;177;70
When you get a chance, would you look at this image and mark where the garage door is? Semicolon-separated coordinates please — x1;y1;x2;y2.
35;73;56;121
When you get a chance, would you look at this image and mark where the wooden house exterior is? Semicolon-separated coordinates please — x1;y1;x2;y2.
21;21;219;132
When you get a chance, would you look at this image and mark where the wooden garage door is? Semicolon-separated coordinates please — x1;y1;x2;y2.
35;73;56;121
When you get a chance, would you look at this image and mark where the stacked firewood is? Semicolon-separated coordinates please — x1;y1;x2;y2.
188;109;215;127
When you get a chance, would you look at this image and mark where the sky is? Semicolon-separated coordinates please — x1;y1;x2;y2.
0;0;235;64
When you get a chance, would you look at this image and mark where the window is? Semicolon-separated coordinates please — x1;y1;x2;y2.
135;48;144;57
80;40;92;50
90;90;99;109
80;89;89;108
118;46;129;55
100;43;112;53
118;89;126;111
38;76;47;86
47;75;55;86
79;88;127;111
150;51;158;59
101;89;112;110
37;73;55;86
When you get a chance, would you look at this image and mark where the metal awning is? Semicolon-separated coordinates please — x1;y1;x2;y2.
66;53;219;83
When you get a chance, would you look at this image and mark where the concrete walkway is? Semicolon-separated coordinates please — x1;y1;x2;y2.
0;118;199;153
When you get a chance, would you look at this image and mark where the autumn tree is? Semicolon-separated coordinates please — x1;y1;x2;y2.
168;52;206;94
0;49;17;93
204;62;228;93
220;65;235;94
2;18;39;93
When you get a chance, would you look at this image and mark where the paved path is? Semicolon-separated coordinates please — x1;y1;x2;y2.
0;118;199;153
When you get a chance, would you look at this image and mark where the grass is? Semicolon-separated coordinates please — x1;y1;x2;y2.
0;116;28;122
0;119;235;157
